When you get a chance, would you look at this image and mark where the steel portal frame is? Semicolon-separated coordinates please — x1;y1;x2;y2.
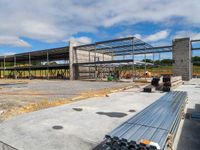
74;36;172;79
1;36;199;80
0;46;70;79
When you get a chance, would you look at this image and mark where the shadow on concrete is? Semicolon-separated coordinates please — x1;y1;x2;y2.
129;109;136;112
92;141;106;150
176;104;200;150
52;125;63;130
96;112;127;118
72;108;83;111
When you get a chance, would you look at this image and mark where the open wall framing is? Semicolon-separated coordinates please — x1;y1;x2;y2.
191;39;200;77
0;47;70;79
71;37;172;80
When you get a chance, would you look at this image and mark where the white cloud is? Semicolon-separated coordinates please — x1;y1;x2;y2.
0;0;199;47
2;52;16;56
144;30;170;42
68;36;92;45
133;30;169;43
134;34;142;39
0;36;31;47
174;31;200;40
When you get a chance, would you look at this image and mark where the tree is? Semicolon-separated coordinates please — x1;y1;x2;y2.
142;59;153;63
192;56;200;66
160;59;173;65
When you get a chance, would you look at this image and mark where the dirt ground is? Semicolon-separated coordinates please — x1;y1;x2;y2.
0;79;144;122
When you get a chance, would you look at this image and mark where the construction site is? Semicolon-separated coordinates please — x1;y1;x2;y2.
0;36;199;81
0;36;200;150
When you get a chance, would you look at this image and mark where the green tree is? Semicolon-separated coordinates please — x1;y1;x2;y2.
142;59;153;63
192;56;200;66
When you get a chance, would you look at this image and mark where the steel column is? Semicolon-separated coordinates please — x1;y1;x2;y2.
47;50;49;80
29;53;31;79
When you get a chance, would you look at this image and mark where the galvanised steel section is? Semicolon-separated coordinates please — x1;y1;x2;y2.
74;36;172;67
104;91;187;150
0;46;69;79
0;46;69;62
75;36;172;56
191;39;200;50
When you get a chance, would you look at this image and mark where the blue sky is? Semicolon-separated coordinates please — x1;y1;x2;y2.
0;0;200;57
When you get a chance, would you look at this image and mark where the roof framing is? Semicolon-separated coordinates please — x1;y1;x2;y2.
75;36;172;56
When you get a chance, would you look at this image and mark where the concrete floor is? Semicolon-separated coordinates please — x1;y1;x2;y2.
173;79;200;150
0;79;199;150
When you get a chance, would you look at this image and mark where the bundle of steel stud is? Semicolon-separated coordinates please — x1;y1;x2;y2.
104;91;187;150
162;76;183;92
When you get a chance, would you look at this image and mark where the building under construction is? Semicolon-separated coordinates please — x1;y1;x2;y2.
0;37;199;81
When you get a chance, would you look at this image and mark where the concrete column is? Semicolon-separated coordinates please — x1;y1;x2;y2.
69;41;79;80
172;38;192;81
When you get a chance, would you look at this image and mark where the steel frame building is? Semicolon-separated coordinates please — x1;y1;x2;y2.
0;36;199;80
0;47;69;79
71;37;172;80
74;37;172;65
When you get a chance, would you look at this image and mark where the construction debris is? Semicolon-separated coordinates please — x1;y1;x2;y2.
104;91;187;150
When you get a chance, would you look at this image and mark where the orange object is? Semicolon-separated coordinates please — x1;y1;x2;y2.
140;139;151;145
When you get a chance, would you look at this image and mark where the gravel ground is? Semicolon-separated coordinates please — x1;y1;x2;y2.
0;79;138;121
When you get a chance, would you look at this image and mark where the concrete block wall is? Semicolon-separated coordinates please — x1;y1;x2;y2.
172;38;192;81
69;41;112;80
73;49;112;63
74;50;112;79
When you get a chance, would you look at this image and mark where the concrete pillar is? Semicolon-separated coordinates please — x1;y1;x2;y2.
69;41;79;80
172;38;192;81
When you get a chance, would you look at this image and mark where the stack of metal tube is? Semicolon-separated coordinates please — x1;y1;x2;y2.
104;91;187;150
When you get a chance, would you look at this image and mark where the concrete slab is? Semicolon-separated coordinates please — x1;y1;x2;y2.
0;79;200;150
173;79;200;150
0;86;163;150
